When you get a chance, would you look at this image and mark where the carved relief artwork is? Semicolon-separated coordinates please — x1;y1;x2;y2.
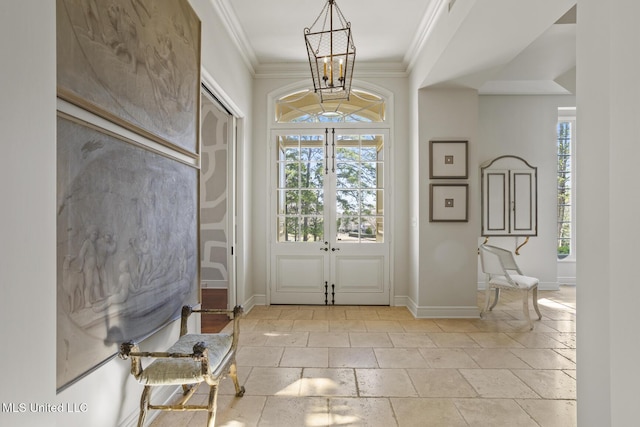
57;0;200;153
56;115;198;391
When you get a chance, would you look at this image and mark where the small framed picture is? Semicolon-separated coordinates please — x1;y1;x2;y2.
429;140;468;179
430;184;468;222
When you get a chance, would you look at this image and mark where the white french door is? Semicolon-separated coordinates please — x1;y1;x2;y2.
270;128;389;305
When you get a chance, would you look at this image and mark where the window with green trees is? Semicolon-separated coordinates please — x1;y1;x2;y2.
557;118;574;259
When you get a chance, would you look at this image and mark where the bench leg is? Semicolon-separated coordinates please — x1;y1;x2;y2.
138;386;151;427
229;361;245;397
206;384;219;427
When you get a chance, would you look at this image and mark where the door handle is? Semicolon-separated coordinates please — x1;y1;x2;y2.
332;247;340;252
320;247;328;251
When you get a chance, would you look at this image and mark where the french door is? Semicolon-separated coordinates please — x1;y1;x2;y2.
270;128;389;305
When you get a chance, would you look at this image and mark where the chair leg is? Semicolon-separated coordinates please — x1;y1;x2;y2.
206;384;219;427
522;290;533;330
481;286;492;317
489;288;500;311
138;386;151;427
229;361;245;397
532;286;542;320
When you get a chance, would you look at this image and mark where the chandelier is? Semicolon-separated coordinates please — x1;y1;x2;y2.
304;0;356;102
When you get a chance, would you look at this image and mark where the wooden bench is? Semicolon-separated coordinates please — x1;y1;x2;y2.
119;305;245;427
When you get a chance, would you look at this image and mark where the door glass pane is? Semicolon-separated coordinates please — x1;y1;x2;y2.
336;217;359;242
336;190;359;215
336;162;360;189
301;216;324;242
276;133;325;243
335;133;384;243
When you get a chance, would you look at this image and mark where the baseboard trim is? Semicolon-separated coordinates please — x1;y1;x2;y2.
414;305;480;319
241;294;266;314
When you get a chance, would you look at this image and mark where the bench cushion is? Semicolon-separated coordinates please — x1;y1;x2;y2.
139;334;233;386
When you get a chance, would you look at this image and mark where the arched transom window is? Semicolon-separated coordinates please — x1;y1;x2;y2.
275;89;386;123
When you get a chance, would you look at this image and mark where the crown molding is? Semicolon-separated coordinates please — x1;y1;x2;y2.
404;0;448;71
212;0;258;74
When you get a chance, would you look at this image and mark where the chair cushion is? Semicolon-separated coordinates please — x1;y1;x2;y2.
489;274;538;289
139;333;233;386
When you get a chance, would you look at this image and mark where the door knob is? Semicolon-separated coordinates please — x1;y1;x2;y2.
332;247;340;252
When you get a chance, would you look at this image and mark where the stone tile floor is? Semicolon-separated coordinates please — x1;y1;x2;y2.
150;286;576;426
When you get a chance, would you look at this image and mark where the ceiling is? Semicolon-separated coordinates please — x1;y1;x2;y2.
217;0;576;95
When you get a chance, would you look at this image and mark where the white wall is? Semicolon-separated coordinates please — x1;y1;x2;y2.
416;88;480;317
577;1;640;425
477;95;576;289
250;75;412;305
0;2;56;426
0;1;253;426
189;0;255;309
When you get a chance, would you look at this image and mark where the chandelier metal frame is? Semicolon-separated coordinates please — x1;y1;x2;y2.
304;0;356;102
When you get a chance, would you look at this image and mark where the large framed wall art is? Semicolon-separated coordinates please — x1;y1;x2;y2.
56;0;201;155
56;112;199;391
56;0;201;392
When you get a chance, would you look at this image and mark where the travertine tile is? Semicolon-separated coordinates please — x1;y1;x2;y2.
212;394;266;427
292;319;329;332
329;397;397;426
349;332;393;347
329;347;378;368
300;368;357;397
236;346;283;367
467;332;525;348
356;368;418;397
280;347;328;368
418;348;479;369
512;369;576;400
507;332;570;349
345;309;380;320
364;320;404;332
307;331;350;347
311;308;346;320
428;332;481;348
399;319;443;332
464;348;531;369
388;332;437;348
454;398;539;427
150;288;577;427
252;319;293;332
434;319;482;332
391;398;468;427
264;331;309;347
277;309;313;320
459;369;539;399
517;399;577;427
257;396;329;426
510;348;576;370
329;319;367;332
374;348;429;368
406;368;477;398
242;367;302;396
